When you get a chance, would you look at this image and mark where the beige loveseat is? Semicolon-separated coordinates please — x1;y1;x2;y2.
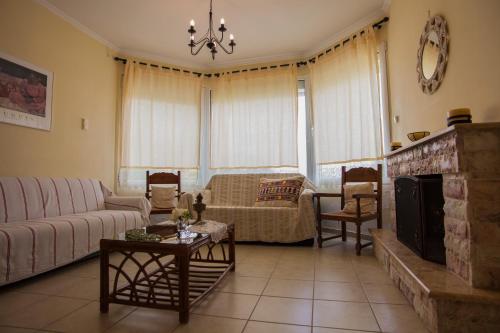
0;176;151;286
180;173;316;243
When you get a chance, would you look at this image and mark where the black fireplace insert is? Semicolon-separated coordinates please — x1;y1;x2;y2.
395;175;446;264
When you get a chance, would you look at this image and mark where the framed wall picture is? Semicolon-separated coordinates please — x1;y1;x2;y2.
0;52;53;131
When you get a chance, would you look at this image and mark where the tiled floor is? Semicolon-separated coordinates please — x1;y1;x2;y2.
0;240;429;333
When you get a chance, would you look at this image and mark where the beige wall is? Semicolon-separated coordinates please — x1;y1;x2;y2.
387;0;500;145
0;0;117;188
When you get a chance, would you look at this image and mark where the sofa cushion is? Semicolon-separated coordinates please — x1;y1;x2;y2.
0;209;144;285
202;205;304;242
0;177;106;223
254;176;304;207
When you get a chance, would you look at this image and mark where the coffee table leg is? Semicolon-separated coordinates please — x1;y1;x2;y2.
178;255;190;323
100;247;109;313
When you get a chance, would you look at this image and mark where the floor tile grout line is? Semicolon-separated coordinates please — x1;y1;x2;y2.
0;324;58;332
353;257;383;333
311;244;317;333
217;288;408;305
39;298;94;331
240;249;282;333
101;306;140;333
313;323;380;332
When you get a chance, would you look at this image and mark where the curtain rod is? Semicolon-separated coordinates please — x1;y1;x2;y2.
113;16;389;76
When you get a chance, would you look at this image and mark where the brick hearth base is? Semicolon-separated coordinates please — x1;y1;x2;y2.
372;229;500;333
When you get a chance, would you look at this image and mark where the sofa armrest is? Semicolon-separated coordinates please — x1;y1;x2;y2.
298;189;316;225
104;196;152;223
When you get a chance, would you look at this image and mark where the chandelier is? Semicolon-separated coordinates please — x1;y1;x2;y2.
188;0;236;60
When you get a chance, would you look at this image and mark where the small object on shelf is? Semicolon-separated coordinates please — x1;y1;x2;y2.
391;141;402;151
125;229;161;242
447;108;471;126
407;131;430;142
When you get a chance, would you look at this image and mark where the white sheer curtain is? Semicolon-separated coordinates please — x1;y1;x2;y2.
209;67;298;169
310;28;383;190
119;62;202;193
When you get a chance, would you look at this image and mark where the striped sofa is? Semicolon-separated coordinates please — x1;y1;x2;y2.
180;173;317;243
0;177;151;286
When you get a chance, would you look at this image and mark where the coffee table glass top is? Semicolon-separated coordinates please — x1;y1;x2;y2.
118;226;210;245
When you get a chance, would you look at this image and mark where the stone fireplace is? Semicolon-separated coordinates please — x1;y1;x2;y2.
387;123;500;289
370;123;500;333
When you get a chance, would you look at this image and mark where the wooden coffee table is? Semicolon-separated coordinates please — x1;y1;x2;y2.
100;223;235;323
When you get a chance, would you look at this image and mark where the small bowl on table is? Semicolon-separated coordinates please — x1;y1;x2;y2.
390;141;402;151
407;131;430;142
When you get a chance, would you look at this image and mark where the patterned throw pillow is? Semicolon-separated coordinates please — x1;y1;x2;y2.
254;176;305;207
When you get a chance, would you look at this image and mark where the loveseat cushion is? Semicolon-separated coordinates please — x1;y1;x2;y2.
201;205;314;243
0;210;144;285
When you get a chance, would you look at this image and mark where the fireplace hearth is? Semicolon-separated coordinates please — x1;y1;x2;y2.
370;123;500;332
395;175;446;264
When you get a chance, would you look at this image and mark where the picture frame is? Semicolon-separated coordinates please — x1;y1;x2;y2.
0;52;53;131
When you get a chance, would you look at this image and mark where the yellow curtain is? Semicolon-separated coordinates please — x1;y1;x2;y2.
310;27;383;165
120;62;202;170
209;67;298;169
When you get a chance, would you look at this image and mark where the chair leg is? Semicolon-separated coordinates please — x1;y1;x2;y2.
316;219;323;248
355;223;361;256
341;222;347;241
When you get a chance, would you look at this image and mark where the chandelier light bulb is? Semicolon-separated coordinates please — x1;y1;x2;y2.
190;19;195;27
190;35;194;40
230;34;234;40
220;18;225;25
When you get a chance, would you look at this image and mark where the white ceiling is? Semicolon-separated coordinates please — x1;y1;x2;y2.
40;0;387;69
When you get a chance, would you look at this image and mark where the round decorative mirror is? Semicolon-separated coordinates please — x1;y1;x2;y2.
417;15;449;94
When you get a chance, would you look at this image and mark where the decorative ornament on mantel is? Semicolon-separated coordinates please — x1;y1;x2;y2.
188;0;236;60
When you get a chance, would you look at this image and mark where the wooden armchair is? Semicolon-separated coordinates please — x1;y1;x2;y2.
145;171;181;215
313;164;382;255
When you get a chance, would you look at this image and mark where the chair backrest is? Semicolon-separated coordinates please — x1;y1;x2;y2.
341;164;382;210
145;171;181;200
0;177;106;223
